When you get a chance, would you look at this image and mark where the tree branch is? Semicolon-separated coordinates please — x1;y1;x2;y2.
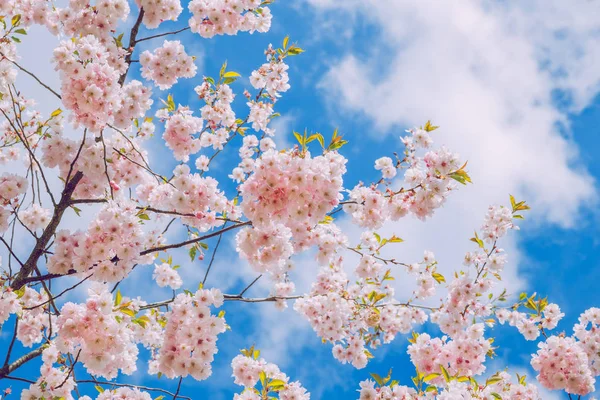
140;221;251;255
119;8;145;86
0;344;47;380
10;171;84;289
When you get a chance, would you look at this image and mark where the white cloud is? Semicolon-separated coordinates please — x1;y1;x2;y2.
308;0;597;226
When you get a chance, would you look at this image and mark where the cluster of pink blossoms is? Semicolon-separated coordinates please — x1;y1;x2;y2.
53;35;150;132
295;255;428;369
140;40;197;90
496;302;564;341
0;39;18;95
358;367;541;399
236;148;346;274
47;200;160;282
245;45;290;135
0;285;19;326
16;287;51;347
55;284;139;378
156;106;204;162
0;0;56;32
188;0;271;38
21;344;76;400
574;307;600;375
0;284;50;347
531;335;595;395
249;53;291;98
136;0;182;29
357;380;418;400
137;164;237;231
0;173;27;233
18;203;51;231
113;80;153;130
157;288;226;380
428;205;526;338
528;307;600;396
58;0;130;41
81;387;152;400
344;129;462;229
196;80;236;132
153;262;183;289
231;350;310;400
42;130;152;198
408;325;491;384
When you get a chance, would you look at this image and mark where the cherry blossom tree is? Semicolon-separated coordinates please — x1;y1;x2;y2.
0;1;597;399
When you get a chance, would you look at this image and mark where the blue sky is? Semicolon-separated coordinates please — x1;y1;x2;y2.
2;0;600;399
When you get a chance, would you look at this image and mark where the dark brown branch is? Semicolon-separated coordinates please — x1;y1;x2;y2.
119;8;145;86
0;345;47;379
10;171;84;290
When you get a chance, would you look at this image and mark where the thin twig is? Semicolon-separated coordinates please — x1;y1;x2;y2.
140;221;250;255
135;26;190;43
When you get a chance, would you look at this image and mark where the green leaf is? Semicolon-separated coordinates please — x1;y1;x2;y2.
293;131;304;146
138;213;150;221
13;286;26;299
114;290;122;306
219;60;228;79
519;292;527;301
14;28;27;35
388;235;403;243
269;378;286;392
373;232;381;243
11;14;21;26
189;246;197;261
223;71;241;78
440;365;450;382
119;307;136;317
259;370;267;386
423;373;440;382
287;46;305;55
95;385;104;393
470;231;484;248
282;35;289;49
370;373;384;386
486;376;503;386
449;169;472;185
431;272;446;284
50;108;62;118
423;120;439;132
